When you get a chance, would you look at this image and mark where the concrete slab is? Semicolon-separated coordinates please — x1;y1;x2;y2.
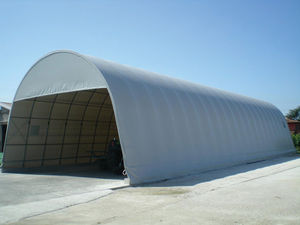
0;165;128;224
2;154;300;225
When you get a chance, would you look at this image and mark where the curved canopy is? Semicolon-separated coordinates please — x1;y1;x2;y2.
3;50;294;184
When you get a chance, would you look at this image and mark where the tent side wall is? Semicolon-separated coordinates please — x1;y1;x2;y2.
88;55;295;184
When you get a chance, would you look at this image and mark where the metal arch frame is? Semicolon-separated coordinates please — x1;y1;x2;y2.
22;98;37;168
58;92;79;165
20;99;113;110
104;110;115;152
4;90;115;168
74;89;98;164
89;93;110;163
40;94;59;166
9;116;115;123
7;142;109;146
7;88;116;166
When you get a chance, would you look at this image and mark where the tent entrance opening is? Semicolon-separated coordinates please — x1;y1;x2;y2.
4;88;124;174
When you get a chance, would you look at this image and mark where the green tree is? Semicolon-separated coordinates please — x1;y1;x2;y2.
286;106;300;121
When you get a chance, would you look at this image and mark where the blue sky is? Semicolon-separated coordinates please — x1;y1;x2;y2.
1;0;299;114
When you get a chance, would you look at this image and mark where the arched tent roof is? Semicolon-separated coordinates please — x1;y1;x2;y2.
3;50;294;184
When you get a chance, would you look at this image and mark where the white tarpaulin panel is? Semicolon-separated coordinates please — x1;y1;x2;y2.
3;50;295;184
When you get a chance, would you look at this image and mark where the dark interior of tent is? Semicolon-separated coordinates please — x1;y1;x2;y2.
4;88;124;173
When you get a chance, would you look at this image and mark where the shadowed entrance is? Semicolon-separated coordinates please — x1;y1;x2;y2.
3;88;119;169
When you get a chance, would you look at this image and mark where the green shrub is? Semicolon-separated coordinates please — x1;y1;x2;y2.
293;134;300;146
292;134;300;153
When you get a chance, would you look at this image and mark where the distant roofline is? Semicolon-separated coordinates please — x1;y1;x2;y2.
286;117;300;123
0;102;12;110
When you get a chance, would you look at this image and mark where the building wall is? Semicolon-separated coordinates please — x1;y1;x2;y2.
288;122;300;134
0;107;10;152
0;108;9;124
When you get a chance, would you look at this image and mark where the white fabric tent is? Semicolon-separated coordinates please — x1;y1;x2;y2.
3;50;294;184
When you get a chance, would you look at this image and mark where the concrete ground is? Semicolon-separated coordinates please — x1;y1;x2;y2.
0;165;128;224
1;154;300;225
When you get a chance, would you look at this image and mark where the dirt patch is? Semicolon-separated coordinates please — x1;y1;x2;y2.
148;188;189;195
121;187;190;196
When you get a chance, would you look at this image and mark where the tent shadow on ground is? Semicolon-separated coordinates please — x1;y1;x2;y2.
138;153;299;188
1;163;125;180
1;153;298;185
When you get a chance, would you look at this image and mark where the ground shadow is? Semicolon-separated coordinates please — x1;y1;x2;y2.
1;162;125;180
1;153;299;185
138;153;299;187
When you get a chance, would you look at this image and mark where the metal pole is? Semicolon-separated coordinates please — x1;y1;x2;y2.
89;92;109;163
58;92;78;165
41;94;58;166
74;90;97;164
22;98;37;168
